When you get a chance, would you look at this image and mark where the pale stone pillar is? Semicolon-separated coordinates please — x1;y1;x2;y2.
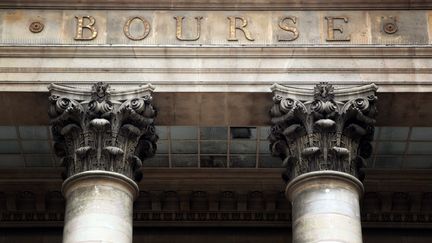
48;82;158;243
269;83;378;243
286;171;363;243
62;171;138;243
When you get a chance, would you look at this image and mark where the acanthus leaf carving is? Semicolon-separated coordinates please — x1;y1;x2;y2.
269;82;378;183
48;82;158;182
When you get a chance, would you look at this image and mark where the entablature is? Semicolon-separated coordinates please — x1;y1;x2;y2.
0;9;430;92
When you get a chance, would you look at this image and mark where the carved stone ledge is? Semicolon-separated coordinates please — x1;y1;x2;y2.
48;82;158;182
0;0;431;10
269;82;378;183
2;189;432;228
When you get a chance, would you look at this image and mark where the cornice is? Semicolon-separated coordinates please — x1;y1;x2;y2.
0;46;432;58
1;168;432;187
0;0;431;10
1;46;432;93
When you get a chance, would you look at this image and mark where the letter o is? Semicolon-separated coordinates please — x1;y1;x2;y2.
123;17;151;41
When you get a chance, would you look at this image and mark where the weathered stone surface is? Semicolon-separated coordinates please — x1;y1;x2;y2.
0;9;430;93
269;83;378;243
287;172;363;243
0;10;430;45
48;82;158;181
1;46;431;94
62;171;138;243
2;0;431;10
269;82;377;182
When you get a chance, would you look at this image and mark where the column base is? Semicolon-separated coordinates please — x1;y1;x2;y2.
62;170;139;243
286;170;364;243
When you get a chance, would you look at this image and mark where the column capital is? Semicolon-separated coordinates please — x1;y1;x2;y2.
269;82;378;183
48;82;158;182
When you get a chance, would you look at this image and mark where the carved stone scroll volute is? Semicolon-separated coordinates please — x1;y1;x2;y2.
48;82;158;182
269;82;377;183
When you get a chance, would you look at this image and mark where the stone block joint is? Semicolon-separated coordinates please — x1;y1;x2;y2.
269;82;378;183
48;82;158;182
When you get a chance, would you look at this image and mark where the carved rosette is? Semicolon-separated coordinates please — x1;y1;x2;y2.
48;82;158;182
269;83;377;183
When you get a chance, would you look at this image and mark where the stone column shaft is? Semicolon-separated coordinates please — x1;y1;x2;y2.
62;171;137;243
288;171;363;243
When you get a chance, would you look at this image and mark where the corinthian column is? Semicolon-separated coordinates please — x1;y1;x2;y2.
48;82;158;243
269;83;378;243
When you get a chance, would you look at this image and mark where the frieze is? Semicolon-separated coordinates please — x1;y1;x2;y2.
1;189;432;228
0;10;430;46
1;169;432;227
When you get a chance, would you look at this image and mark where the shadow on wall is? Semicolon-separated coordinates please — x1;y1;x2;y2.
1;228;432;243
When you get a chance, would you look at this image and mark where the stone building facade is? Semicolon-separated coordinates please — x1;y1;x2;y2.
0;0;432;242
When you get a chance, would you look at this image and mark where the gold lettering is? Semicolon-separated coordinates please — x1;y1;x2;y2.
123;17;151;41
227;16;254;41
74;16;98;41
277;16;299;41
174;16;203;41
325;16;350;41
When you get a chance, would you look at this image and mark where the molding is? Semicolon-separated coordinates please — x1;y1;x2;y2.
62;170;140;199
1;168;432;184
1;211;431;228
1;211;432;228
1;46;431;93
1;189;431;228
285;170;364;201
2;83;432;93
3;67;432;75
0;0;431;10
0;168;431;228
0;46;431;58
